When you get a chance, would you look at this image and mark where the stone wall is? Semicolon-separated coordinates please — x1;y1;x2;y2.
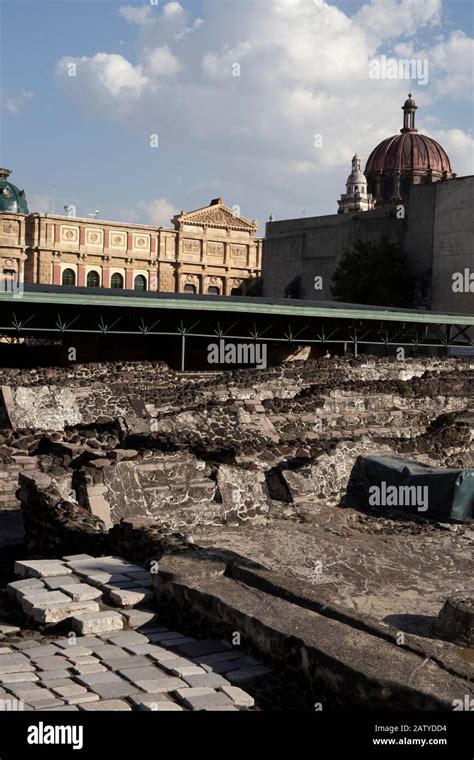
151;552;474;710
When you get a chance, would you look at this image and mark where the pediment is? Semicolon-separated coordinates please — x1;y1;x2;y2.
173;203;258;232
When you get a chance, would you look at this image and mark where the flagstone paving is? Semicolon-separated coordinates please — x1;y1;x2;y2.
0;554;268;711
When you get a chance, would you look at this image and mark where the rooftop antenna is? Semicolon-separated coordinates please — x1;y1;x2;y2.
302;209;306;218
88;209;99;219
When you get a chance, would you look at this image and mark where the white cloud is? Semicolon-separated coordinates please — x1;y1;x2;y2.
56;53;147;108
119;5;153;25
355;0;441;46
163;2;184;18
54;0;473;217
121;198;178;226
2;89;33;114
393;31;473;98
145;45;182;76
426;128;474;177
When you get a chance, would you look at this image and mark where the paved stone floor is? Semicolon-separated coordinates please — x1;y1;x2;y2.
0;630;259;711
1;554;266;711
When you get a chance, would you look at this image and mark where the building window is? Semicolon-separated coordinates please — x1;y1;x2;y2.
207;286;220;295
110;272;124;289
184;284;196;294
87;270;100;287
62;268;76;286
231;287;242;296
400;176;411;197
134;274;147;291
1;269;17;290
383;178;394;200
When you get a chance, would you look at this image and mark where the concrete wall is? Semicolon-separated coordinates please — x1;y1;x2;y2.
432;177;473;312
263;208;404;301
263;176;474;314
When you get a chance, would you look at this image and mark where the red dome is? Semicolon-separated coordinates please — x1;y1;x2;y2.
365;132;453;175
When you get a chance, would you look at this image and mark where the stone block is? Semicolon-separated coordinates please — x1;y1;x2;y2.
132;677;184;694
116;665;165;684
104;631;148;646
26;645;63;659
64;656;102;666
147;648;183;664
0;672;39;684
118;609;157;629
77;672;139;699
71;611;124;635
79;699;132;711
0;654;34;674
10;640;42;651
21;590;72;610
218;685;255;707
173;687;233;710
71;664;108;675
54;637;101;650
44;576;81;590
108;588;154;607
87;644;128;659
7;578;44;598
183;673;229;688
60;584;102;602
14;560;72;579
75;670;121;686
25;698;66;709
59;647;92;658
30;600;101;625
36;657;74;671
86;489;113;530
168;665;206;678
38;674;73;686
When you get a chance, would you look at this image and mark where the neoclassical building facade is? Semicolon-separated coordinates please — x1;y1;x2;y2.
0;174;262;296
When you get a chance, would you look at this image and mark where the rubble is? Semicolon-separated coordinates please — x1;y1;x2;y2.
0;355;472;710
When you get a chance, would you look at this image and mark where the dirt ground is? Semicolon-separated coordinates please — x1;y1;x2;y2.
194;502;474;650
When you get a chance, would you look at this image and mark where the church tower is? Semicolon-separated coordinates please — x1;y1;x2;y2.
337;154;375;214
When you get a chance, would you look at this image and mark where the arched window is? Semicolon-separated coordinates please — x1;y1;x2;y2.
2;270;17;290
110;272;124;289
383;178;394;200
207;286;220;295
400;176;411;198
134;274;147;291
62;268;76;286
183;284;196;294
86;270;100;287
231;287;242;296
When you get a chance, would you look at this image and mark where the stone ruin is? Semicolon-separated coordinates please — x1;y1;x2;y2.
0;355;472;711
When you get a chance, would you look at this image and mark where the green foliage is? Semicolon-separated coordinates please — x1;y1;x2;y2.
330;238;413;307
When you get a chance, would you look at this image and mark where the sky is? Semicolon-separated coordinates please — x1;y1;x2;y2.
1;0;473;230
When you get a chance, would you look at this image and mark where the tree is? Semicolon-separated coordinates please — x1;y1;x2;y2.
330;238;413;307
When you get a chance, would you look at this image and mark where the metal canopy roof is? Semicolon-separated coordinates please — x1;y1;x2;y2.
1;285;472;326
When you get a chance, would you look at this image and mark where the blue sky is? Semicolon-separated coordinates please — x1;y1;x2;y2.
1;0;473;228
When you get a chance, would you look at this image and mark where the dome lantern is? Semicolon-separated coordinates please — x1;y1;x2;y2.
401;93;418;133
